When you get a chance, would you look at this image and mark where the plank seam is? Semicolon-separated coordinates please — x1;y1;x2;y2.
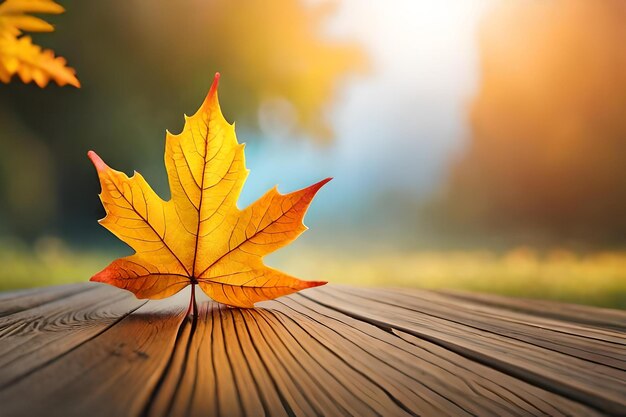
140;306;196;417
393;289;626;347
279;298;479;416
437;291;626;332
183;302;213;417
249;310;353;416
217;304;247;416
0;298;148;390
0;285;95;318
238;309;297;417
259;308;420;417
304;292;624;415
290;295;552;415
350;289;626;370
228;308;273;417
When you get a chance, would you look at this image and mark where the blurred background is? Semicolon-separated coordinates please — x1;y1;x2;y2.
1;0;625;307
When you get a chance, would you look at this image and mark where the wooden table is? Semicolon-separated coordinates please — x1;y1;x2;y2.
1;283;624;416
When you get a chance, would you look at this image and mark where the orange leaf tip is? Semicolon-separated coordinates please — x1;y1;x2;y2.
303;281;327;289
209;72;221;97
309;177;333;193
319;177;333;186
87;150;108;172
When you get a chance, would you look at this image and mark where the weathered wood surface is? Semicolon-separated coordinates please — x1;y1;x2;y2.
0;283;624;417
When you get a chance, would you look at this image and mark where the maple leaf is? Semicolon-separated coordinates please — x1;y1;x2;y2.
88;73;329;308
0;0;79;87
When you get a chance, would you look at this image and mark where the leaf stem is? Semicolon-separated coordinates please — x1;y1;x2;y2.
186;283;198;319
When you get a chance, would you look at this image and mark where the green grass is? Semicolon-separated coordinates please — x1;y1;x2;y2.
1;238;625;309
278;247;626;309
0;237;111;290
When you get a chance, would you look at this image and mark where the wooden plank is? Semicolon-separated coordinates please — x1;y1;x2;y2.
235;306;329;416
157;300;412;417
0;283;91;317
153;292;604;417
382;288;625;367
0;284;145;387
439;289;626;332
279;294;602;417
273;298;480;416
254;307;416;416
152;300;294;417
305;286;626;415
0;283;624;416
247;307;380;416
428;290;626;346
0;288;189;417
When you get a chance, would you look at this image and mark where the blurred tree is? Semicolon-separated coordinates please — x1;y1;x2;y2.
0;0;365;242
436;0;626;246
0;105;58;238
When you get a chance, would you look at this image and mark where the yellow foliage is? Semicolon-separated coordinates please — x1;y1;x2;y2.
89;74;329;307
0;0;79;87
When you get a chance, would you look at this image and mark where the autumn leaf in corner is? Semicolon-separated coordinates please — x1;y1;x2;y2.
0;0;80;87
88;73;329;308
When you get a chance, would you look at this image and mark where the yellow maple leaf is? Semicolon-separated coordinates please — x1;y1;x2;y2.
88;73;329;308
0;0;79;87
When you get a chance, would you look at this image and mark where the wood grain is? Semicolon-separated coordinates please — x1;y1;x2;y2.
0;283;146;387
439;289;626;332
0;283;91;317
306;286;626;415
0;283;623;417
